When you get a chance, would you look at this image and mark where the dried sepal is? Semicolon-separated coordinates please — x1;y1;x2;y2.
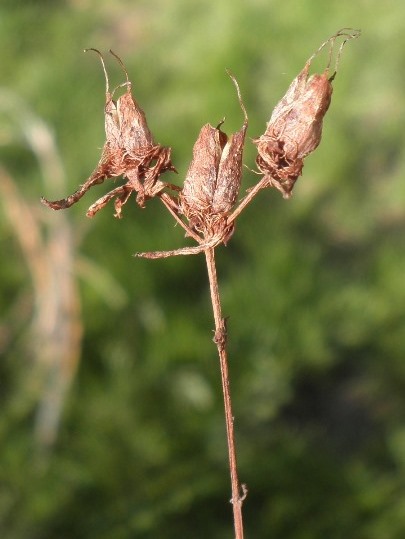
254;28;360;198
41;49;175;218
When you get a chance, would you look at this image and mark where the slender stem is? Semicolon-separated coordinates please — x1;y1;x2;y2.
227;176;268;225
204;247;246;539
159;192;203;243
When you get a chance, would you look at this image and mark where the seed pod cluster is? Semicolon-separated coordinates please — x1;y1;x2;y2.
41;49;175;218
42;30;359;259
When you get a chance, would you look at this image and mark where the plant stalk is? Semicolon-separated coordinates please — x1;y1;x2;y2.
204;247;246;539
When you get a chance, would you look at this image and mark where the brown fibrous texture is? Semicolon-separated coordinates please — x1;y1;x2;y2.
180;116;247;244
179;71;248;248
254;60;333;198
41;51;175;218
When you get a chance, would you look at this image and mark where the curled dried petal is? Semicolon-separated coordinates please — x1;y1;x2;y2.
213;117;247;214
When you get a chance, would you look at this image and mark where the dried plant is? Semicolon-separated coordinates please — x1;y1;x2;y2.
41;49;176;218
253;28;360;198
42;29;360;539
135;70;248;259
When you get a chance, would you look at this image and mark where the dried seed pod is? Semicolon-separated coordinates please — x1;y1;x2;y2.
254;64;332;197
180;71;248;241
135;71;248;260
254;28;360;198
41;49;175;218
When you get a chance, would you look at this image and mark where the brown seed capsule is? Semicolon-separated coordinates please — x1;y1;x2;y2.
180;71;248;243
254;28;360;198
41;49;175;218
134;72;248;260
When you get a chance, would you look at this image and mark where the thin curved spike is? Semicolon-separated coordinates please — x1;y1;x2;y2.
109;49;130;86
226;69;248;125
84;48;110;94
334;27;362;40
308;28;361;69
216;117;226;130
333;29;361;72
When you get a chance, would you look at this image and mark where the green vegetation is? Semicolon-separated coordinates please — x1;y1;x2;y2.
1;1;405;538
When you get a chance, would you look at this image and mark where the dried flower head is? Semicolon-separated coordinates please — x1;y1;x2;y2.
254;28;360;198
41;49;175;218
136;71;248;259
180;71;247;240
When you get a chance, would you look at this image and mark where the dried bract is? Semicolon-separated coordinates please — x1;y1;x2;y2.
254;28;360;198
41;49;175;218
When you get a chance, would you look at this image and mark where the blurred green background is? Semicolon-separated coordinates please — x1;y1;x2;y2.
1;1;405;538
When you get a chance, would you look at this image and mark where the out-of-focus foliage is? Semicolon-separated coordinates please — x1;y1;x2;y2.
1;1;405;538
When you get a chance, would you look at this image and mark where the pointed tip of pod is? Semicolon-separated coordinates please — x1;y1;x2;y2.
226;69;248;127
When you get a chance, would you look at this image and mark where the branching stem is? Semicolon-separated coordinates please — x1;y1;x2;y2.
227;176;268;225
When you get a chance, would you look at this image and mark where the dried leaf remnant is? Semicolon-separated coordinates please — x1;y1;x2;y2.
41;49;175;218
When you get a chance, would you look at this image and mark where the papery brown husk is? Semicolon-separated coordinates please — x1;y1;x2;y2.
180;117;247;241
42;55;175;218
254;60;333;198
